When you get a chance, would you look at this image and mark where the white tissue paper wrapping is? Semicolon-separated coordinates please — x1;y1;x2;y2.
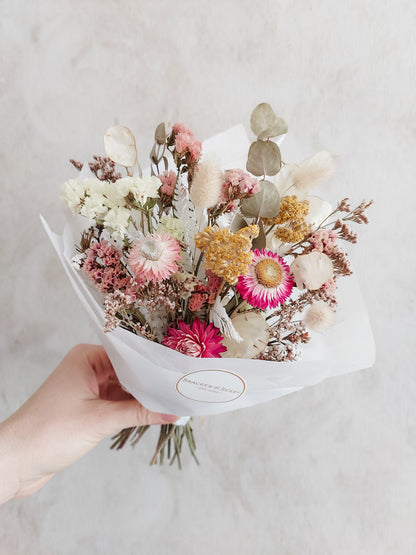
42;125;375;417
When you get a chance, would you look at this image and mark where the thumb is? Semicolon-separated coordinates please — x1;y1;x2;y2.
95;399;178;436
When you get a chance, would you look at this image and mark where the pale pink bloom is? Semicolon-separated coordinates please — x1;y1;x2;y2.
172;123;202;162
162;319;226;358
158;170;177;196
290;251;333;290
129;233;181;282
310;229;337;254
304;301;334;332
219;169;260;210
236;249;293;309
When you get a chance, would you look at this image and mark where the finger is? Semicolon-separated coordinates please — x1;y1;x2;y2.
95;399;178;436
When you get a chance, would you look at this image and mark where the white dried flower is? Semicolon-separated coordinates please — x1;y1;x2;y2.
71;253;85;270
189;159;222;208
222;312;269;359
80;193;108;220
60;179;85;214
157;216;185;241
304;301;334;332
103;207;130;239
290;251;333;290
118;176;160;206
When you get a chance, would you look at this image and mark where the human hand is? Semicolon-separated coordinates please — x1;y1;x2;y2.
0;344;177;503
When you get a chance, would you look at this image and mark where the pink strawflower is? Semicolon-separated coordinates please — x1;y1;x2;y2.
129;232;181;283
172;123;202;162
310;229;337;254
162;319;226;358
158;170;177;196
218;169;260;211
236;249;294;309
83;240;130;293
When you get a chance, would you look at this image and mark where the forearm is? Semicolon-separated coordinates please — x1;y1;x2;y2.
0;418;21;504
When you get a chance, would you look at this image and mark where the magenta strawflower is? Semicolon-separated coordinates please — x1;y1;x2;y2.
129;232;181;283
236;249;294;309
162;319;226;358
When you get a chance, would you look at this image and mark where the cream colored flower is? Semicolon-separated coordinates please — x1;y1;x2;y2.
157;216;185;241
126;176;161;205
290;251;333;290
103;207;130;238
80;193;108;220
304;301;334;332
60;179;85;213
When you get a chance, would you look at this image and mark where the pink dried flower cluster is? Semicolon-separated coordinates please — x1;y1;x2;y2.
158;170;177;197
309;229;338;254
83;241;130;293
218;169;260;211
188;272;223;312
172;123;202;162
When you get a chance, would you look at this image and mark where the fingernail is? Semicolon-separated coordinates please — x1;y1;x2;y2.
162;413;178;423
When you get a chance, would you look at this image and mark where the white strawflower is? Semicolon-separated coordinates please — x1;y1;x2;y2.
80;193;108;219
103;207;130;239
304;301;334;332
60;179;85;214
290;251;333;290
157;216;185;241
189;159;222;208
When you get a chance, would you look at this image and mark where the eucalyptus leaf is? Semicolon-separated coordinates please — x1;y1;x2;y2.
155;122;167;145
250;103;288;139
252;220;266;250
230;213;248;233
104;125;137;167
240;180;280;219
246;140;281;177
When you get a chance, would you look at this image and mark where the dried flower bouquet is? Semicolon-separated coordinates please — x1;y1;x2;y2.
44;103;374;466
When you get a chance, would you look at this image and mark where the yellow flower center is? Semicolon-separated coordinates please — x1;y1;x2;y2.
255;258;282;288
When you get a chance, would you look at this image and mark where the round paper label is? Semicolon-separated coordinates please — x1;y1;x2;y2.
176;370;246;403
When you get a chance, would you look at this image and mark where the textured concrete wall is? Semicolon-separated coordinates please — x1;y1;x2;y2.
1;1;415;553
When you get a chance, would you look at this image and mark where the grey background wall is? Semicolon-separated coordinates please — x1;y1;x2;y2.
1;1;415;553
